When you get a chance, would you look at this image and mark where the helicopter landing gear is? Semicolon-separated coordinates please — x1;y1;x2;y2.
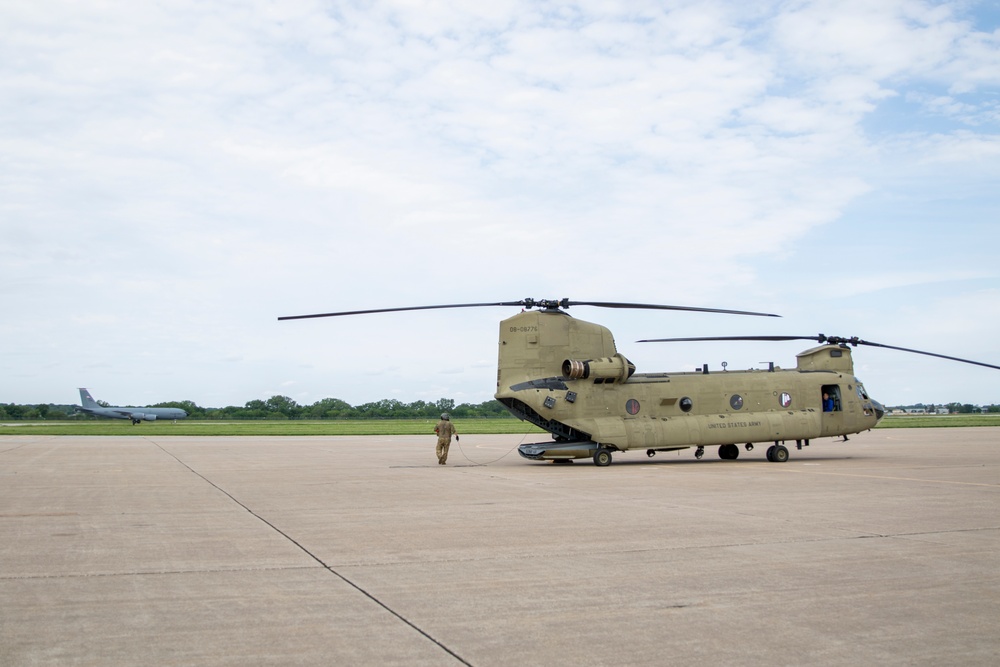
766;444;789;462
718;444;740;460
646;449;656;458
593;448;613;467
694;446;705;460
745;442;754;452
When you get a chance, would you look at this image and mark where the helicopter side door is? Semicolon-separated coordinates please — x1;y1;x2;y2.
819;383;845;437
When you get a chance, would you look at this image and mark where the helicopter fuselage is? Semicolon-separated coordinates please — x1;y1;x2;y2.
494;309;885;465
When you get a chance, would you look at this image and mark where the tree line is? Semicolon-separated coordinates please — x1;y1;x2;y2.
1;397;998;422
898;402;997;415
0;396;513;421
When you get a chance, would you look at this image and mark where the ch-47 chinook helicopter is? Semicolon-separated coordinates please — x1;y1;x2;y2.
280;298;999;466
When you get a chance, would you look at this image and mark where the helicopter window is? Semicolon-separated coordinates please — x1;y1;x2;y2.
730;394;744;410
821;385;841;412
680;397;693;412
856;383;869;400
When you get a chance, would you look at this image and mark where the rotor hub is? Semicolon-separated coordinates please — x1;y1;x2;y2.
522;298;570;310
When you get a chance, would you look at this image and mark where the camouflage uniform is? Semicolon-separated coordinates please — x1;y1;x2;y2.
434;415;458;465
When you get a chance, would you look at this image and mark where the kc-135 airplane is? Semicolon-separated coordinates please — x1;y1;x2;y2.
76;388;187;425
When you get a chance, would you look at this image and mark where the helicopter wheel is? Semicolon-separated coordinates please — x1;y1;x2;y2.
593;449;613;467
646;449;656;458
766;446;775;462
772;445;789;463
718;444;739;460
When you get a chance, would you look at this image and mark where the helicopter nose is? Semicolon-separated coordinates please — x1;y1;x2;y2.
872;399;885;423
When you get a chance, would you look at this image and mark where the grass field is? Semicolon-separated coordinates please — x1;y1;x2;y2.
0;418;549;437
2;414;998;436
876;414;1000;428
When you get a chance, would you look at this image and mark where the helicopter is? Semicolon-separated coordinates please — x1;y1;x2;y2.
279;299;999;466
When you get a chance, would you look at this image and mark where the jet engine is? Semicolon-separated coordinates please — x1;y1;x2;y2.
562;355;635;382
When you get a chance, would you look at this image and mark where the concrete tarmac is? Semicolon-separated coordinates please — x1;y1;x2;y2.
1;428;998;666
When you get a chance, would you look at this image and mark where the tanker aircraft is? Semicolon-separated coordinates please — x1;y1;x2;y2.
76;388;187;425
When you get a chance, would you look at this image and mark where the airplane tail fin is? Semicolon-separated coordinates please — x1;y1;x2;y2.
79;388;99;409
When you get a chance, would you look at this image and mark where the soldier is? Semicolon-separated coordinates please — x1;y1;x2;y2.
434;412;459;465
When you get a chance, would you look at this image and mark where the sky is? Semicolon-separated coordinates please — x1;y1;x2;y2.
2;0;999;410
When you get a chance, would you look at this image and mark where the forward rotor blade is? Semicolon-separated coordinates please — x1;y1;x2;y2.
638;335;811;343
639;335;1000;371
850;340;1000;371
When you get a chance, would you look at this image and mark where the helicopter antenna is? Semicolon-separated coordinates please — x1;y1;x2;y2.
637;334;1000;371
279;299;781;321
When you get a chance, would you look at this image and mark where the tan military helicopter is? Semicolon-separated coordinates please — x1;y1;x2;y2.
280;298;998;466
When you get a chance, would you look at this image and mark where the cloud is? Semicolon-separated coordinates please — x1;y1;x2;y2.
1;1;998;406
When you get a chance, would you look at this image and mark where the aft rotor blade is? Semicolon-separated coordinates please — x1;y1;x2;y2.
278;301;527;321
571;301;780;318
280;298;781;321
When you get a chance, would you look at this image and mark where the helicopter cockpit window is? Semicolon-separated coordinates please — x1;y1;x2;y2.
856;382;869;400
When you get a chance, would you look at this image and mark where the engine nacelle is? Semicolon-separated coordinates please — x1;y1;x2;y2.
562;355;635;382
141;413;157;422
